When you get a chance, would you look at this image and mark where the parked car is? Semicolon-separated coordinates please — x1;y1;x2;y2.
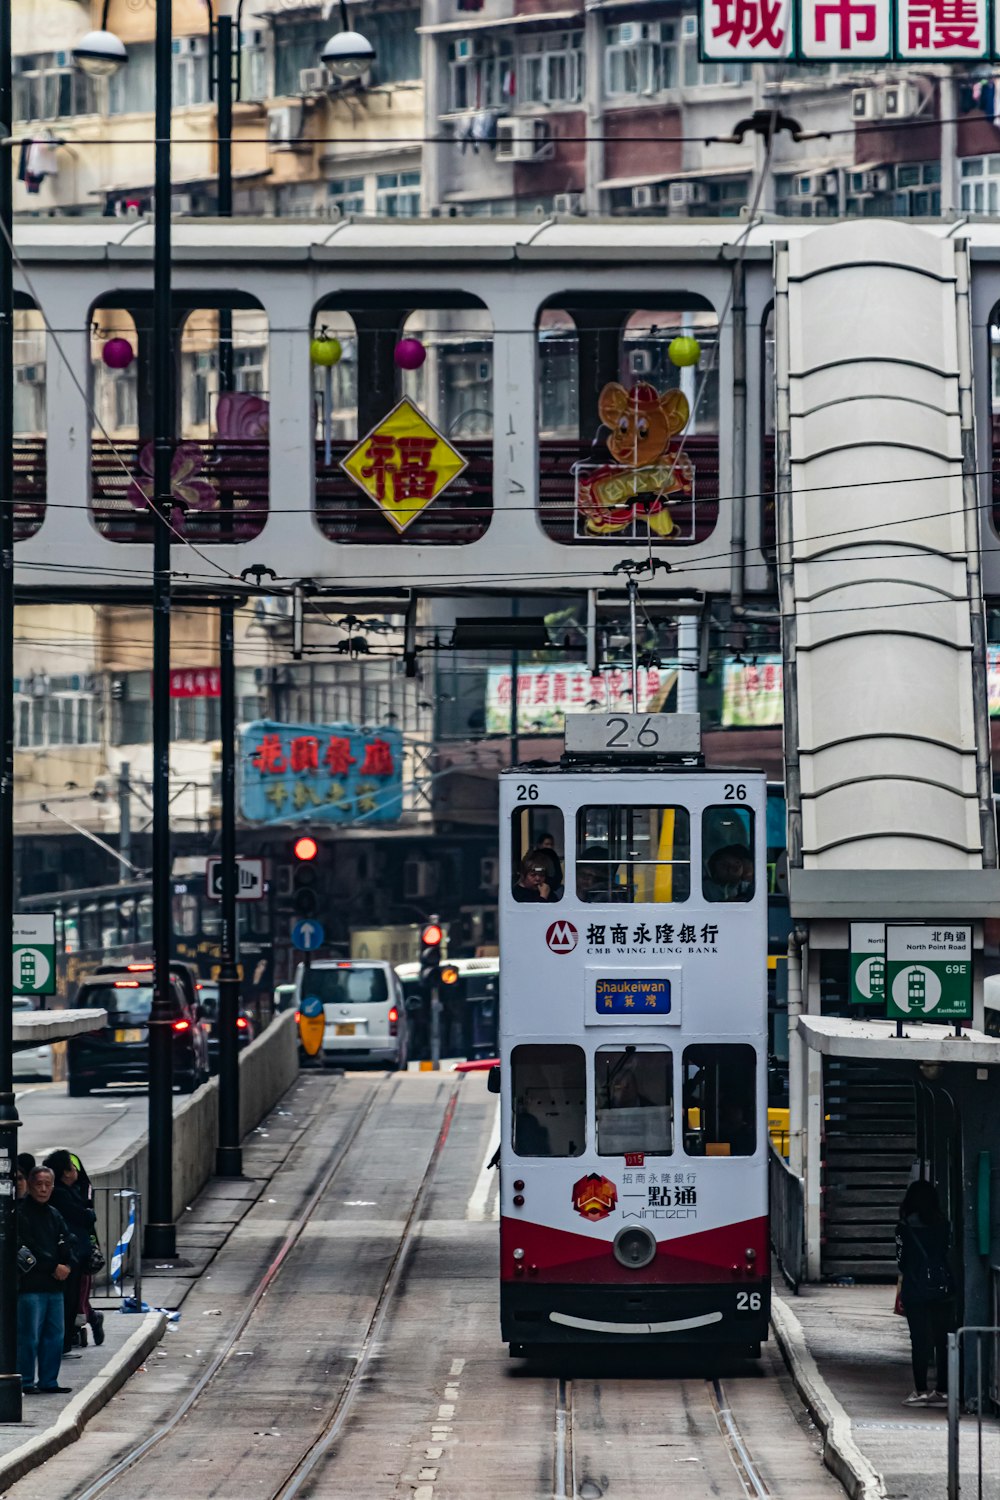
294;959;407;1070
67;962;210;1097
273;983;296;1015
195;982;255;1074
12;997;53;1082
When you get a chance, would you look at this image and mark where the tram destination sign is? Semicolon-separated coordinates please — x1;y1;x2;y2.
885;925;972;1023
565;713;701;757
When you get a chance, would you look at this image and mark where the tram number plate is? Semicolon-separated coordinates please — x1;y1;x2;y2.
334;1023;356;1037
736;1291;762;1312
564;714;701;757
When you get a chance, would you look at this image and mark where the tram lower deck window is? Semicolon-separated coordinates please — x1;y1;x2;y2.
511;1044;585;1157
576;806;690;903
682;1044;757;1157
596;1046;672;1156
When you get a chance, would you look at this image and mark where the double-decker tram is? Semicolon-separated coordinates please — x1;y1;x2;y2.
497;713;769;1356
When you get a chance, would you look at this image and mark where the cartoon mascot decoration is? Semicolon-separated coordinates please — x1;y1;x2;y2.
576;382;694;537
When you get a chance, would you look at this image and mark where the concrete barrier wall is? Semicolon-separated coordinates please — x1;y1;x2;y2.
90;1010;298;1223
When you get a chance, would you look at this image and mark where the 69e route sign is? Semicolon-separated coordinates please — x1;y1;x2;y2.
885;925;972;1023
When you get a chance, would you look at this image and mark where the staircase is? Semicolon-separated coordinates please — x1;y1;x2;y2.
822;1060;917;1282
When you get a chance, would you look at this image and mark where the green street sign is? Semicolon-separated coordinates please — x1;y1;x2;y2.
13;913;55;996
850;922;885;1007
886;925;972;1023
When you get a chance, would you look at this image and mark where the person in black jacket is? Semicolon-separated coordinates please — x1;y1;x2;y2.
16;1167;72;1394
44;1150;98;1355
896;1179;956;1408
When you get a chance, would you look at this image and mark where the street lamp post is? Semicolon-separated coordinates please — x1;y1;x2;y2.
0;0;21;1425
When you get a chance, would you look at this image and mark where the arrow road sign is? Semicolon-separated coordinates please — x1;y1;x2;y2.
206;857;264;902
292;919;325;953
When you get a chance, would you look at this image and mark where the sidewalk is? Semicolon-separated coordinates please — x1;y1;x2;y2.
774;1279;1000;1500
0;1075;314;1494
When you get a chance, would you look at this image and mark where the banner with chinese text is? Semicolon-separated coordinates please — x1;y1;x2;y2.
988;647;1000;715
720;656;784;728
484;664;677;736
700;0;990;59
239;720;403;826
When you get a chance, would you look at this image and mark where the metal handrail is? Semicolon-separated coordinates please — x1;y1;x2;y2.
769;1142;804;1293
947;1324;1000;1499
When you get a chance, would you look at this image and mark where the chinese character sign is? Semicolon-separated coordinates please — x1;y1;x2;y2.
485;663;677;736
898;0;987;55
240;720;403;826
341;398;468;534
700;0;795;57
799;0;891;57
720;656;783;729
170;668;221;698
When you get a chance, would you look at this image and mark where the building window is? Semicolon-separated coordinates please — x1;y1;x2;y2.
366;9;421;84
604;22;676;97
518;31;583;107
375;171;421;217
240;29;267;101
234;346;266;395
108;44;157;115
13;364;44;436
960;155;998;213
172;38;210;108
13;53;97;121
15;685;98;749
273;18;328;97
275;182;316;218
328;176;366;216
447;38;513;113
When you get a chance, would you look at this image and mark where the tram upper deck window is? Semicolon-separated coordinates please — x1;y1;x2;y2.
702;806;755;903
596;1046;672;1156
576;806;690;903
683;1044;757;1157
511;1044;585;1157
511;806;564;903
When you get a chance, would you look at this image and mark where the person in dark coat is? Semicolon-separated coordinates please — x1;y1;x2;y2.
16;1166;72;1393
44;1149;98;1355
896;1179;956;1407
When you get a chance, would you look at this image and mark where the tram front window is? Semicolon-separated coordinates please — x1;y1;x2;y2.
511;806;564;902
511;1044;585;1157
576;806;690;903
702;806;755;903
596;1046;672;1156
683;1044;757;1157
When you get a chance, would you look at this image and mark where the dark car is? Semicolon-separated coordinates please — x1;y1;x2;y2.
67;962;210;1097
195;982;255;1074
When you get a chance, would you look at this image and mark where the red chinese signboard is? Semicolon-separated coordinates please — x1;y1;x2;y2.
699;0;990;58
170;669;221;699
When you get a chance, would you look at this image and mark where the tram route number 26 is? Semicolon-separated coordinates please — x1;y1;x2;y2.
736;1292;762;1312
516;785;539;801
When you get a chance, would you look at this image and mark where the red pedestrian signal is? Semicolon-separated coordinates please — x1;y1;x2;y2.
421;923;443;947
293;835;319;862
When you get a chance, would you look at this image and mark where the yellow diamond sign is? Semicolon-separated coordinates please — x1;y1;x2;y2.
340;397;468;534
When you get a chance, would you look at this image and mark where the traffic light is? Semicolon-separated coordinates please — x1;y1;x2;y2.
419;921;443;987
292;834;320;917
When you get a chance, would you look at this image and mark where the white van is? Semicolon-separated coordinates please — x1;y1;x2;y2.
295;959;407;1069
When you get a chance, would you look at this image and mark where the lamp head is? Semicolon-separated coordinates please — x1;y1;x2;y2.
320;29;375;80
73;29;128;77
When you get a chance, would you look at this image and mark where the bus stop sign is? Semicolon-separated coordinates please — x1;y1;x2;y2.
886;925;972;1023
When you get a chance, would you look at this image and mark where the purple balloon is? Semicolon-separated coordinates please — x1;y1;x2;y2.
102;336;134;370
394;337;426;371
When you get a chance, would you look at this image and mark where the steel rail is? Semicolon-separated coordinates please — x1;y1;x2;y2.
553;1378;575;1500
709;1376;771;1499
273;1075;463;1499
73;1076;390;1500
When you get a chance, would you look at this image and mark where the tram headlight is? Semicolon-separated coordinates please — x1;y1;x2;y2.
613;1225;657;1270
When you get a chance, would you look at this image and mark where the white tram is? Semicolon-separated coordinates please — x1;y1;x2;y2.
497;713;769;1354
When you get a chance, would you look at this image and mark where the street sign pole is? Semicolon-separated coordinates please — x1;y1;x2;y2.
215;597;242;1179
430;980;441;1072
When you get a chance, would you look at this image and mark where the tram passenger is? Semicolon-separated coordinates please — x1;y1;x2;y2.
704;843;754;902
512;852;558;903
577;846;619;903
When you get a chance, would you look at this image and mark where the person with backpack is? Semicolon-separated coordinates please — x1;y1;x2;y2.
895;1179;956;1407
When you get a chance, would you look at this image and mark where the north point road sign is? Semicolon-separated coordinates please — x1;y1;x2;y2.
885;925;972;1023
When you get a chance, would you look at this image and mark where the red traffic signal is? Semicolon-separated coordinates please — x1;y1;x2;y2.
293;835;319;862
421;922;443;947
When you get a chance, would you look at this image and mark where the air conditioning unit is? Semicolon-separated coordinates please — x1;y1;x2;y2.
884;82;921;119
874;168;892;191
682;14;699;38
632;184;656;208
822;172;839;195
454;36;485;60
668;180;705;208
267;104;306;151
851;87;882;120
617;20;660;42
171;192;194;215
403;859;437;900
553;191;583;215
299;66;329;94
495;117;553;163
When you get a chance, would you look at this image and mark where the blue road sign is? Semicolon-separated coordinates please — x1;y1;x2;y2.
300;995;323;1019
291;918;325;952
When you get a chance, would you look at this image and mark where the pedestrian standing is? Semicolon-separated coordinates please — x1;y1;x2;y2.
896;1179;956;1407
44;1150;98;1354
16;1166;72;1394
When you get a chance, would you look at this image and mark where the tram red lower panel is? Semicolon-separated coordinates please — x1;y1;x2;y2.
500;1214;768;1284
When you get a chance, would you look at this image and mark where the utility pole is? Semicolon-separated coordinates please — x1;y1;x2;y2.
0;0;22;1424
146;0;176;1259
214;7;242;1177
118;761;132;882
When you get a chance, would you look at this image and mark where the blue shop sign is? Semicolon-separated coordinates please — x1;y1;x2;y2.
595;977;671;1015
240;719;403;826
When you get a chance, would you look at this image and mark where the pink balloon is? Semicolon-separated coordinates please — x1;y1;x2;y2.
394;337;426;371
102;336;134;370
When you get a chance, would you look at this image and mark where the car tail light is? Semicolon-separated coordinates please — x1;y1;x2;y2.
236;1016;248;1031
114;980;140;989
172;1019;191;1034
294;1011;301;1023
388;1006;398;1036
127;963;154;972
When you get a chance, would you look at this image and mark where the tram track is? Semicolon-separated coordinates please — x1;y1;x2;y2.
552;1371;771;1499
67;1071;462;1500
